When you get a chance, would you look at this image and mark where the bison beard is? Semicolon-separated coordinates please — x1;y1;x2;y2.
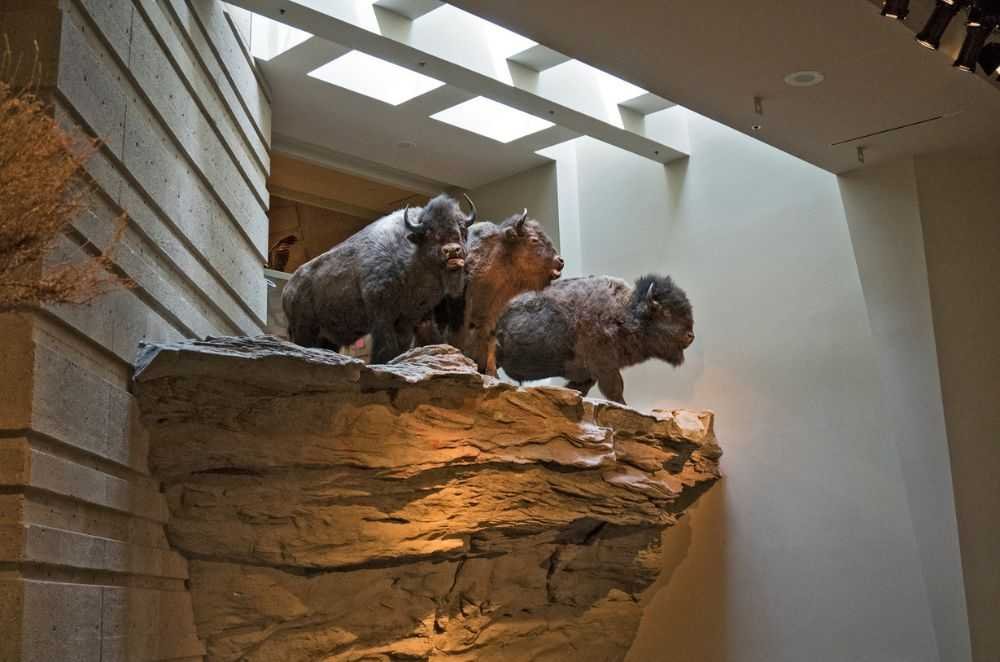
495;274;694;404
281;194;475;364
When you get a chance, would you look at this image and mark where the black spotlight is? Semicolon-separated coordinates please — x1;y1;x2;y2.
916;0;964;50
979;42;1000;77
881;0;910;19
967;0;1000;24
966;4;986;25
955;24;995;71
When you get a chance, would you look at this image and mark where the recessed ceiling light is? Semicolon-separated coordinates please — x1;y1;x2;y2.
430;97;554;143
784;70;825;87
308;51;445;105
249;12;312;61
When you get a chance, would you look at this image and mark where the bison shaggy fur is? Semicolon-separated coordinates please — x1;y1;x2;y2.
495;274;694;404
282;194;472;364
424;210;563;373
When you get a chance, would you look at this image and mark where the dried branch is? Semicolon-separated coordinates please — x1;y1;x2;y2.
0;39;132;313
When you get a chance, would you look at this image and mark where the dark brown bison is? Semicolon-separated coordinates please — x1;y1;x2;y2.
495;274;694;404
282;194;475;364
418;209;563;373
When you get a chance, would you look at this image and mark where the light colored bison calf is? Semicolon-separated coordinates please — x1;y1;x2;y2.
495;274;694;404
428;210;563;373
282;194;474;364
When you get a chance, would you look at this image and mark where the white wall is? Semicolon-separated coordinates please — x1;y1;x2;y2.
838;159;970;662
912;152;1000;662
545;112;940;661
468;162;560;247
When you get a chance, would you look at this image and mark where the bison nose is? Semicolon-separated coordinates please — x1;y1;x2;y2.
554;256;565;269
443;243;466;270
684;332;695;347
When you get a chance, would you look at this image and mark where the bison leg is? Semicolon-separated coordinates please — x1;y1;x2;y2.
566;378;595;397
484;336;498;377
413;318;443;346
287;320;320;348
370;320;402;364
595;370;626;405
395;327;415;356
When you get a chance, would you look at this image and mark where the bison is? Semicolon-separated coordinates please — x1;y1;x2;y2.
282;193;475;364
418;209;563;373
495;274;694;404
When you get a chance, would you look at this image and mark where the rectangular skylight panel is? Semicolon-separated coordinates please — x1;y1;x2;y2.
308;51;445;105
430;97;553;143
250;12;313;61
595;71;648;104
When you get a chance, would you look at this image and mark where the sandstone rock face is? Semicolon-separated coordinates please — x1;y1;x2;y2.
133;337;722;662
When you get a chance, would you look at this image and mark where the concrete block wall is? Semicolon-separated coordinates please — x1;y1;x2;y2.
0;1;270;660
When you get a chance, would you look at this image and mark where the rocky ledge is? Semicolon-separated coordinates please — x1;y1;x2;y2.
133;336;722;662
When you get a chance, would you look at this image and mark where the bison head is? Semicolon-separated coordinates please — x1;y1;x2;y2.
403;193;476;296
630;274;694;367
465;210;563;291
500;209;563;286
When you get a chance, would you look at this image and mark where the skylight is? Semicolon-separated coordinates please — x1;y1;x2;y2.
427;5;535;59
308;51;445;105
430;97;553;143
249;12;312;61
596;71;647;104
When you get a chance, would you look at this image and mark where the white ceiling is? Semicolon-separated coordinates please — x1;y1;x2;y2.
230;0;689;190
445;0;1000;173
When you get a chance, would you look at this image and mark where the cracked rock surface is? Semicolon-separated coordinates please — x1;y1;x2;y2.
133;336;722;662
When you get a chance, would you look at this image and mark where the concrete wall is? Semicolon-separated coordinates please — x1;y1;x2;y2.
469;161;560;248
913;152;1000;662
545;112;941;661
0;1;269;660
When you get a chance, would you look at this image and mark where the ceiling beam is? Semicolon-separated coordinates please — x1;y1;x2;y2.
227;0;689;164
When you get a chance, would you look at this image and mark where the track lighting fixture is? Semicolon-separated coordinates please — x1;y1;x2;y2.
876;0;1000;84
966;4;986;25
955;1;1000;71
916;0;965;50
881;0;911;19
967;0;1000;24
955;25;992;71
979;42;1000;77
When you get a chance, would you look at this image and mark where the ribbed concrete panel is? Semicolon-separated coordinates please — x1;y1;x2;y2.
0;1;271;660
189;0;272;142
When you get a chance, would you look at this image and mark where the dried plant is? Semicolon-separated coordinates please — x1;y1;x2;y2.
0;40;131;313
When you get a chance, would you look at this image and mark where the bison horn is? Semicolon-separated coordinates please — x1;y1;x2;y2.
403;206;423;233
514;208;528;234
462;193;478;226
646;282;656;300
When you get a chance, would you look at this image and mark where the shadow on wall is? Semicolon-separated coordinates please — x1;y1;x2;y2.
625;479;731;662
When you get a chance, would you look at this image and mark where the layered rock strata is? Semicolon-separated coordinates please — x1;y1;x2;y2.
133;337;721;661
